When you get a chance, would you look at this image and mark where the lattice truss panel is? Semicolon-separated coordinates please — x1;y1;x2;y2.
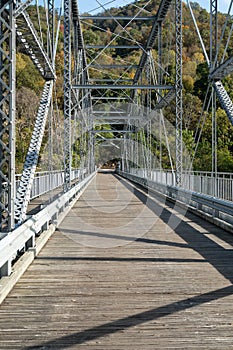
0;0;63;228
0;0;16;230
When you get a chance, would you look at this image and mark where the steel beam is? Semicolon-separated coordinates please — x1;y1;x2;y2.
80;16;155;20
64;0;72;190
95;121;139;125
72;0;93;108
94;116;145;119
210;55;233;80
47;0;55;60
91;97;129;100
155;90;176;109
0;0;16;231
71;0;79;20
90;64;138;69
14;0;33;17
72;0;93;169
210;0;218;185
86;45;141;49
89;78;133;82
210;0;218;70
93;130;132;133
93;111;126;113
96;138;124;141
73;84;174;90
175;0;183;186
14;81;53;224
158;22;162;87
214;81;233;127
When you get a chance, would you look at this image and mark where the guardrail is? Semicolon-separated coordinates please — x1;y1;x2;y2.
128;168;233;202
0;171;96;279
15;168;86;200
118;171;233;232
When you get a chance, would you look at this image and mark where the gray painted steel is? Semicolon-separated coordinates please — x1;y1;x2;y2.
175;0;183;186
0;1;16;230
73;84;174;89
15;82;54;224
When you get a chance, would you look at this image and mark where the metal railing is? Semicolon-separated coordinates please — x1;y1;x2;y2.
15;168;86;200
129;168;233;202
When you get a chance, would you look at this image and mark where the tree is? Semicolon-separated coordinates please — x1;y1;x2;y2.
16;87;40;171
183;75;194;93
16;53;44;93
193;62;209;101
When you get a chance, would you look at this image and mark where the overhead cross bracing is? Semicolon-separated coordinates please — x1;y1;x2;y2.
72;0;182;184
73;84;174;90
78;0;175;94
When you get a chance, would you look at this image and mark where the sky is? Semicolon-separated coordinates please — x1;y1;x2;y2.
78;0;232;14
197;0;230;13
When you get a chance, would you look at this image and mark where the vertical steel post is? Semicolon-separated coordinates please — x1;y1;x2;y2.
73;21;83;172
73;11;93;175
210;0;218;68
158;22;162;88
89;131;95;174
47;0;54;60
0;0;16;231
175;0;183;186
73;22;79;86
158;24;163;171
210;0;218;196
146;57;152;177
63;0;71;190
48;0;54;190
212;91;217;196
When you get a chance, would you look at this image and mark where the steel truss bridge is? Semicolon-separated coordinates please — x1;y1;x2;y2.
0;0;233;347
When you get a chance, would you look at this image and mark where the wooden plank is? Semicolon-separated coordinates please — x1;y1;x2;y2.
0;173;233;349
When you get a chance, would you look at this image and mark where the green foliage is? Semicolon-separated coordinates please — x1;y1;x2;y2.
16;87;40;172
193;62;209;100
217;148;233;172
183;75;194;93
16;53;44;93
182;129;195;157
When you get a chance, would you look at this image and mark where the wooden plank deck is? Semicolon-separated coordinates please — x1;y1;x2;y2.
1;172;233;349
